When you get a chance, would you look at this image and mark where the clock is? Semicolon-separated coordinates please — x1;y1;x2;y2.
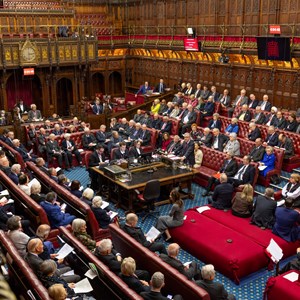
21;46;36;62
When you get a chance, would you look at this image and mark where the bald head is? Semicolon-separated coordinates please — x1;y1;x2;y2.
167;243;180;257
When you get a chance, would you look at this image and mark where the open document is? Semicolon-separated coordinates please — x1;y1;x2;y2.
196;206;211;214
56;243;74;260
266;239;283;263
74;278;93;294
146;226;160;242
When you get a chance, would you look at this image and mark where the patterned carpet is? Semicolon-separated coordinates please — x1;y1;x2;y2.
67;167;296;300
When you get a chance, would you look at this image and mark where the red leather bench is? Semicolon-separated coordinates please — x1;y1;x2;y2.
125;91;144;105
264;270;300;300
109;223;210;299
0;230;51;300
201;102;221;128
59;226;143;300
169;210;270;284
0;140;26;170
26;162;110;241
200;207;300;258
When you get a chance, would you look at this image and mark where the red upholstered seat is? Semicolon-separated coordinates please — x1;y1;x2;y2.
264;270;300;300
169;210;269;283
201;207;300;258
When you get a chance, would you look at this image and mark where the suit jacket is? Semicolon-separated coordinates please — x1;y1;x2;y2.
202;102;214;116
208;119;222;130
276;118;287;130
159;121;172;134
251;195;277;228
129;147;142;158
248;99;259;109
236;163;255;185
223;140;240;156
220;159;238;177
140;291;175;300
212;183;234;209
237;110;252;122
278;137;294;158
212;134;228;152
15;145;30;161
194;89;202;99
96;131;109;143
159;253;189;278
151;119;162;130
113;148;129;160
88;151;106;167
285;120;298;132
232;95;249;107
122;224;151;248
265;133;279;147
137;85;152;95
253;113;266;125
196;279;230;300
28;110;42;121
249;145;265;162
40;201;75;228
82;133;97;149
61;139;78;152
181;110;197;125
52;129;64;136
24;252;43;275
176;139;195;165
259;101;272;112
46;140;61;155
166;141;182;154
248;127;261;141
16;103;29;114
211;92;220;102
155;83;166;93
200;90;210;100
4;137;14;147
92;104;103;115
91;206;111;229
200;133;213;148
119;274;150;294
218;94;231;107
273;207;300;242
264;114;278;126
96;250;122;274
9;172;19;185
139;130;151;146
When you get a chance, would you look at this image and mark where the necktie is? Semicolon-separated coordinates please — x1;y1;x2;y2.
237;165;246;180
161;123;166;130
168;143;175;153
160;84;163;93
236;96;242;106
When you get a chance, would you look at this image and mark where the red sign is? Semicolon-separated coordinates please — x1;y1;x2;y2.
23;68;35;76
269;25;281;35
183;38;199;51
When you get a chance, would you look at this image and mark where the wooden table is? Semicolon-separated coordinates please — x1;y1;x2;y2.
92;162;198;210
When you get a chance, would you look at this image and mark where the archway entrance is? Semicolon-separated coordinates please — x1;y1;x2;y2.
91;72;105;96
6;70;42;111
108;71;122;95
56;78;73;116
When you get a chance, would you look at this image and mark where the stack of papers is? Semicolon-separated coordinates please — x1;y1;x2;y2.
107;211;118;220
28;178;40;189
196;206;211;214
283;271;299;282
56;243;74;260
0;190;9;196
266;239;283;263
101;200;109;209
146;226;160;242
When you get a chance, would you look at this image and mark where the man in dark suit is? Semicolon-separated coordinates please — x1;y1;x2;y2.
200;96;215;125
259;94;272;112
92;98;103;115
199;128;213;148
228;89;249;118
247;122;262;141
37;127;47;154
274;111;287;130
208;113;222;130
130;123;143;141
96;238;149;280
4;131;14;147
196;264;236;300
81;127;97;150
175;133;195;166
247;94;259;109
202;151;238;196
249;138;265;162
122;213;167;254
277;133;294;159
279;248;300;274
264;106;278;126
16;99;28;114
166;135;182;154
35;157;51;176
27;123;37;148
139;124;151;146
151;114;163;130
96;124;111;150
113;142;129;160
179;104;197;135
154;78;167;93
118;118;130;137
251;106;265;124
159;243;201;281
158;116;172;134
228;155;255;187
208;174;234;210
273;198;300;242
52;124;64;136
263;126;279;147
46;134;70;170
251;188;276;229
237;104;252;122
133;109;144;123
218;89;231;108
9;164;21;184
141;272;183;300
136;81;152;96
211;128;228;152
13;139;36;162
194;83;202;99
210;86;220;102
61;133;83;167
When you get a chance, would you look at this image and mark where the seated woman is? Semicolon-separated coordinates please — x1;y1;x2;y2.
169;103;180;118
91;196;112;229
155;189;184;242
231;184;254;218
119;257;150;294
18;174;31;196
70;180;82;198
7;215;30;258
161;132;171;152
58;175;70;190
80;188;94;206
190;123;201;141
194;142;203;168
259;146;276;177
72;218;98;251
30;181;46;203
281;173;300;208
207;113;222;130
225;118;239;135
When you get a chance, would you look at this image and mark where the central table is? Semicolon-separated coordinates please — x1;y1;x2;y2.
92;162;198;210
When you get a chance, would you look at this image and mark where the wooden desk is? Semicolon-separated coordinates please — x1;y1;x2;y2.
92;163;198;210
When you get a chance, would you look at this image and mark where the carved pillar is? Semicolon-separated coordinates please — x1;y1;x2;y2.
79;67;86;100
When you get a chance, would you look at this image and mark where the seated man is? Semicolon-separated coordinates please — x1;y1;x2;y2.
200;96;215;126
251;188;276;229
166;135;182;154
273;198;300;242
141;272;183;300
249;138;265;162
280;247;300;274
179;104;197;135
199;127;213;147
52;124;64;136
138;124;151;146
95;238;149;281
12;139;37;162
280;173;300;208
237;104;252;122
175;133;195;166
122;213;167;254
61;133;83;168
113;142;129;160
159;243;201;281
40;192;76;229
92;98;103;115
196;264;236;300
247;122;262;141
208;174;233;210
251;106;266;124
263;125;279;147
211;128;229;152
28;104;42;121
9;164;21;185
81;127;97;151
277;133;294;159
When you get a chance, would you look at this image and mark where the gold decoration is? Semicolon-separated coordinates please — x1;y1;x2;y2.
19;38;39;65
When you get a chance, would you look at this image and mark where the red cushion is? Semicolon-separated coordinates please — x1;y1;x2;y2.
169;210;269;283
